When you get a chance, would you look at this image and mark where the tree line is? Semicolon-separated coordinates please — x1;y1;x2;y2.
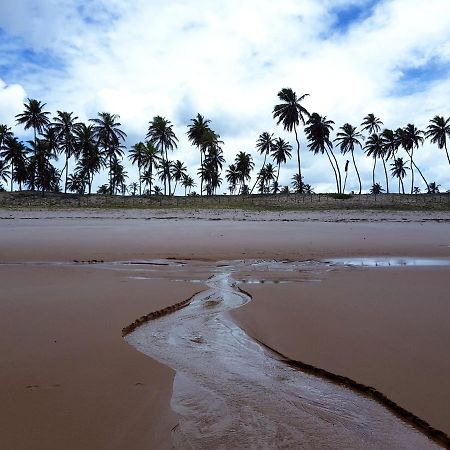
0;89;449;196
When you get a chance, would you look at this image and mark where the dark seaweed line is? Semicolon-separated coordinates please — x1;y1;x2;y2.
254;338;450;449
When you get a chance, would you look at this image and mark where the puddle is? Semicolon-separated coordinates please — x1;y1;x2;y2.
125;262;439;449
328;257;450;267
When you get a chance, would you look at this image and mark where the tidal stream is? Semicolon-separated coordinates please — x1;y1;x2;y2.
125;261;441;449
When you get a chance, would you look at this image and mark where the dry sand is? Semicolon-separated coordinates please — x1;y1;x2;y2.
1;208;449;448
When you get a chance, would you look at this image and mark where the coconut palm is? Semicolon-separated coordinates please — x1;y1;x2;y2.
427;181;440;194
370;183;384;194
75;124;103;195
200;146;225;195
110;158;128;195
398;124;428;193
147;116;178;195
426;116;450;166
128;142;146;195
305;113;341;193
181;174;196;196
140;141;160;196
390;157;408;194
128;182;139;196
170;160;187;195
334;124;363;194
234;151;254;194
15;99;51;154
257;163;276;194
364;133;384;188
1;136;28;191
90;112;127;194
225;164;239;194
51;111;81;192
273;88;310;181
0;124;13;150
251;132;275;194
361;114;383;135
380;129;400;194
66;171;86;194
270;137;292;184
291;173;307;193
157;159;172;192
28;138;59;195
0;160;10;185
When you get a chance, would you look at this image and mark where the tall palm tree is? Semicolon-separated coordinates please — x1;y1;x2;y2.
225;164;239;194
110;158;128;195
90;112;127;194
361;114;383;135
147;116;178;195
51;111;81;193
128;142;146;195
15;99;51;153
334;123;363;194
1;136;27;192
426;116;450;166
141;141;160;196
257;163;276;194
187;114;211;196
380;128;399;194
234;151;254;194
364;133;384;188
399;124;427;193
170;160;187;195
273;88;310;181
251;132;275;194
304;113;341;193
0;124;13;150
390;157;407;194
271;137;292;183
75;123;103;195
28;138;59;196
200;146;225;195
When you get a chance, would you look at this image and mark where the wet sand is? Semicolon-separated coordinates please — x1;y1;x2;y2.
1;208;450;448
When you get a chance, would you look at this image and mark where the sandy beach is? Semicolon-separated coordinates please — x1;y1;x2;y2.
1;208;449;449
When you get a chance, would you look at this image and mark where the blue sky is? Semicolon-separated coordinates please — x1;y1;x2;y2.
1;0;450;193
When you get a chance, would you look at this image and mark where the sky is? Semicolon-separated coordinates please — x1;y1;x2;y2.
1;0;450;194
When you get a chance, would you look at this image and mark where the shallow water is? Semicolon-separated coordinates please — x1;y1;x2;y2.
328;257;450;267
125;261;440;449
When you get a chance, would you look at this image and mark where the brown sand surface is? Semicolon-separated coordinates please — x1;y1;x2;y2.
1;208;450;448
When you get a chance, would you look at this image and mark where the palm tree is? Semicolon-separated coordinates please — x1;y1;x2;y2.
380;129;399;194
271;137;292;184
427;181;440;194
128;182;139;196
200;146;225;195
390;157;407;194
147;116;178;195
1;136;28;192
305;113;341;193
181;174;196;196
187;114;211;196
110;158;128;195
0;160;10;186
51;111;81;192
273;88;310;181
342;160;350;193
170;160;187;195
234;151;254;194
399;124;428;193
370;183;384;194
257;163;276;193
251;132;275;194
426;116;450;166
291;173;306;193
75;123;103;195
29;138;59;196
15;99;51;154
90;112;127;194
364;133;384;188
334;123;363;194
128;142;146;195
361;114;383;135
140;141;160;196
66;171;86;194
0;124;13;150
225;163;239;194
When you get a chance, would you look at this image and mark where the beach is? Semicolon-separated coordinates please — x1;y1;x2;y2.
1;208;449;449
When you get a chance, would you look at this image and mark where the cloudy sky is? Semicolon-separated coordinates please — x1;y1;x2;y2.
1;0;450;193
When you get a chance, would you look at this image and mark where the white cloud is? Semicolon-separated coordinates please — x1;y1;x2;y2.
1;0;450;193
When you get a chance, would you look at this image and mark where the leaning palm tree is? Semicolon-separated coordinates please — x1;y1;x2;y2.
273;88;310;181
147;116;178;195
251;132;275;194
390;157;407;194
361;114;383;135
170;160;187;195
128;142;146;195
364;133;384;188
15;99;51;154
271;137;292;184
426;116;450;166
305;113;341;193
187;114;211;195
51;111;81;192
90;112;127;194
399;124;428;193
334;123;363;194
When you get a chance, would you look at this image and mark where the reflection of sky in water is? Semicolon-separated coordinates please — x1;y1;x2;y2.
328;258;450;267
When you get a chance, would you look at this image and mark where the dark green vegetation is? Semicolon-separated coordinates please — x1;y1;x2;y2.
0;91;449;197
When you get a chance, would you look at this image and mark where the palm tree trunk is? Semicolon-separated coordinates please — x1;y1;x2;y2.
382;158;389;193
329;149;342;193
276;163;281;184
409;149;414;194
400;178;405;194
343;171;348;193
109;153;113;195
165;146;171;196
65;156;69;193
445;142;450;166
325;149;340;193
412;160;429;191
294;126;302;181
10;165;14;192
352;150;362;194
200;149;203;196
138;164;142;196
372;159;376;187
250;153;267;194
